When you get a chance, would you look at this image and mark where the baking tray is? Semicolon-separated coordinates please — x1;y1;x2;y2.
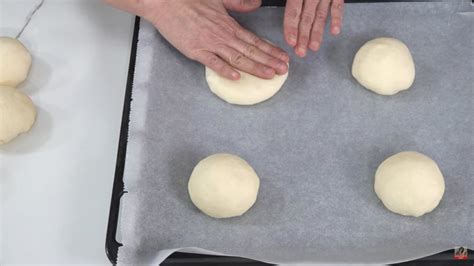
105;1;472;265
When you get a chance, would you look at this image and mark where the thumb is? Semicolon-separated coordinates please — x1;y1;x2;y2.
223;0;262;12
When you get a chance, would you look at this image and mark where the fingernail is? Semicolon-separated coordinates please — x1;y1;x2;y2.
231;71;240;79
310;41;320;51
333;26;341;35
296;47;306;57
278;62;287;72
289;35;297;46
263;66;275;75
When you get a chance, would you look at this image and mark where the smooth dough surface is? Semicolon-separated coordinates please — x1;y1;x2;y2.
205;66;289;105
188;153;260;218
352;37;415;95
374;151;445;217
0;86;36;144
0;37;32;87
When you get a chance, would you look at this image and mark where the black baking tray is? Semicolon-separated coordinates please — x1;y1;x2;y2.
105;1;472;265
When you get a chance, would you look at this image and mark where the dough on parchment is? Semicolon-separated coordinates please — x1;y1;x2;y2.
352;37;415;95
0;86;36;144
0;37;32;87
374;151;445;217
188;153;260;218
205;65;289;105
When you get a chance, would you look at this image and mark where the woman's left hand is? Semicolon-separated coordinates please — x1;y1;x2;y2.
283;0;344;57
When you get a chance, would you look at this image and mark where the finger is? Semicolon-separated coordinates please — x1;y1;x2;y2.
235;28;289;63
283;0;303;47
309;0;330;52
330;0;344;35
223;0;262;12
196;51;240;80
217;46;276;79
295;0;320;57
230;38;288;74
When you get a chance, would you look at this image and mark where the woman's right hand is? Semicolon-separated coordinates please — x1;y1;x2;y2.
106;0;289;80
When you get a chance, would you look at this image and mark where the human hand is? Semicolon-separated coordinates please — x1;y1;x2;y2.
145;0;289;80
283;0;344;57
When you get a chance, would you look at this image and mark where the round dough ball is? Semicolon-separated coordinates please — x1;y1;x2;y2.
352;37;415;95
0;86;36;144
188;153;260;218
0;37;32;87
205;65;289;105
374;151;445;217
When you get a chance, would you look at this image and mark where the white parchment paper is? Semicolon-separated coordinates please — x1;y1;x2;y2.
118;2;473;264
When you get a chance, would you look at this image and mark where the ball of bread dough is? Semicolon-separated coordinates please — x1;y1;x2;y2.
0;86;36;144
352;37;415;95
374;151;445;217
188;153;260;218
0;37;32;87
205;65;289;105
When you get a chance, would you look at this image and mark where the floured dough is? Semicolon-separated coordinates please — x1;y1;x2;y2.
352;37;415;95
205;65;289;105
374;151;445;217
0;86;36;144
188;153;260;218
0;37;32;87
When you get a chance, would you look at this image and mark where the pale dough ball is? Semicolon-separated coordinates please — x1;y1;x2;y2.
0;37;32;87
205;65;289;105
352;37;415;95
188;153;260;218
0;86;36;144
374;151;445;217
